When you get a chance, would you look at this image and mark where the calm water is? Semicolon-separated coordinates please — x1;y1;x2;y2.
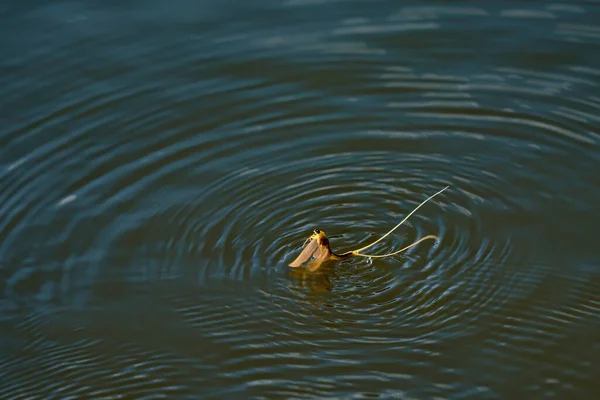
1;0;600;398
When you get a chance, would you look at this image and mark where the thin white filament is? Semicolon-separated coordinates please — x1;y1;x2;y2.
351;185;449;255
353;234;438;258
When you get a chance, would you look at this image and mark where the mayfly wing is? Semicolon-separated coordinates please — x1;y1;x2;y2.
307;247;331;272
289;236;321;267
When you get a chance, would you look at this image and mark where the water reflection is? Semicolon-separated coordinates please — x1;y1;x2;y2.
288;263;334;294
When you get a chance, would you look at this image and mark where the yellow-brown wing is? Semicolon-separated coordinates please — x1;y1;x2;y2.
307;248;331;272
288;236;321;267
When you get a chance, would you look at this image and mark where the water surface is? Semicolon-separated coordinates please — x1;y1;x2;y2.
1;0;599;398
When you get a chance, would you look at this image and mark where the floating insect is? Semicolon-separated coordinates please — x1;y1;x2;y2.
288;186;449;271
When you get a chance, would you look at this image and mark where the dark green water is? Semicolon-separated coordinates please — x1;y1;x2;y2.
1;1;600;398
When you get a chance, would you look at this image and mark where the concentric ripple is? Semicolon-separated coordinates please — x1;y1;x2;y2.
1;0;600;398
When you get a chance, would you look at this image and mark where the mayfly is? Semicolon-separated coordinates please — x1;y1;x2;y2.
288;186;449;271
